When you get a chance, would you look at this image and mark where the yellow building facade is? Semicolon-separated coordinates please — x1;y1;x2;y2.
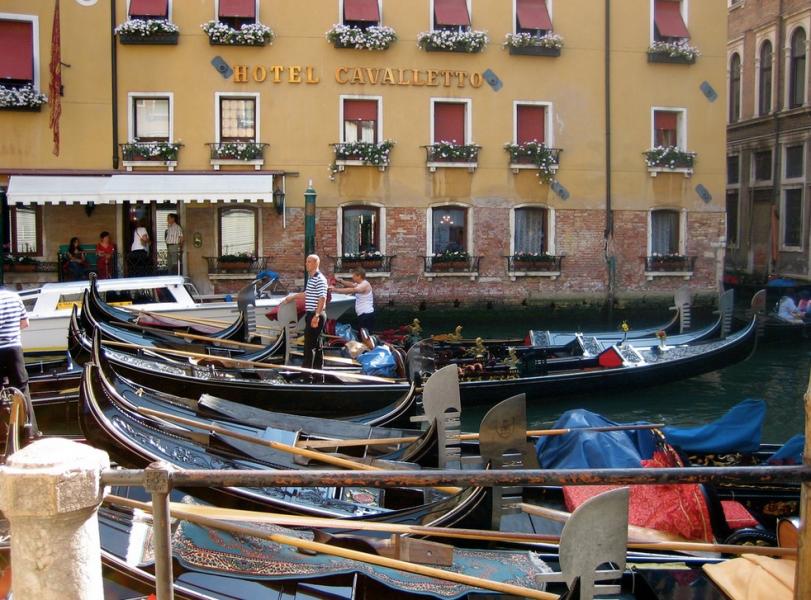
0;0;727;303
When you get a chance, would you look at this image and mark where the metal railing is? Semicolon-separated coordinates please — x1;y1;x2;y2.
205;255;270;275
506;254;564;272
423;255;482;274
331;255;395;273
643;255;697;272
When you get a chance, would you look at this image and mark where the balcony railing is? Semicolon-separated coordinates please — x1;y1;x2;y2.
643;255;696;279
423;255;481;276
423;144;481;172
332;255;395;274
208;142;268;170
205;256;270;275
506;254;563;273
120;142;182;171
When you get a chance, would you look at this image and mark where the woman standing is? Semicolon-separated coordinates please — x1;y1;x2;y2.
95;231;116;279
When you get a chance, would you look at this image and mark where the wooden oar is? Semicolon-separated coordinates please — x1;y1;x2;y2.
290;350;359;366
170;331;267;350
101;340;399;384
104;495;798;558
298;423;666;449
106;496;559;600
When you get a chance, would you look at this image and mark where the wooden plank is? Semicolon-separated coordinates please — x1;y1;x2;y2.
796;369;811;600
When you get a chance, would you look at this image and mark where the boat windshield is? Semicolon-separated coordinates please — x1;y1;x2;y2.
101;287;176;305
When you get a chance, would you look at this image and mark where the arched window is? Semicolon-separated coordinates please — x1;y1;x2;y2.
790;28;806;108
729;53;741;123
759;41;773;115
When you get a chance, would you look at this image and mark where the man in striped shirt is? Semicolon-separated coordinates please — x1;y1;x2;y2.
281;254;328;372
0;287;30;400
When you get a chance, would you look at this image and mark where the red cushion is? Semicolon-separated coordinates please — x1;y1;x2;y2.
721;500;759;529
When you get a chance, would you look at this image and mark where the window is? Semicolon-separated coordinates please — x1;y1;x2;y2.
759;41;773;116
785;145;804;179
515;103;547;144
753;150;772;182
132;96;170;141
790;28;806;108
341;206;381;255
727;155;739;185
342;98;379;143
514;0;552;35
219;207;257;256
726;191;739;247
433;0;470;31
218;0;256;29
650;209;681;255
10;205;41;255
729;53;741;123
342;0;381;27
513;207;548;254
782;189;803;249
0;17;36;88
433;101;468;144
218;96;257;142
128;0;169;19
653;0;689;41
653;110;681;147
431;207;467;254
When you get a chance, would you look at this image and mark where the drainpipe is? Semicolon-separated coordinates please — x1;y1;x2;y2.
111;0;119;169
604;0;615;308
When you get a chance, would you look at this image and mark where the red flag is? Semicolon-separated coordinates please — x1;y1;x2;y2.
48;0;62;157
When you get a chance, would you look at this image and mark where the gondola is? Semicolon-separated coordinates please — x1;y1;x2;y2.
410;315;760;405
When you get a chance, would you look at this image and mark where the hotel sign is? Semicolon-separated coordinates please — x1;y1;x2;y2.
233;65;485;88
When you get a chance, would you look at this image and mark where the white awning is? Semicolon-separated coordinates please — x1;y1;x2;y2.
7;174;276;205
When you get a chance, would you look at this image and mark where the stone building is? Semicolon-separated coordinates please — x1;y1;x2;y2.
0;0;726;304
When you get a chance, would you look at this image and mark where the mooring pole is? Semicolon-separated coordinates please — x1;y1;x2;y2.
796;373;811;599
304;180;316;283
144;461;175;600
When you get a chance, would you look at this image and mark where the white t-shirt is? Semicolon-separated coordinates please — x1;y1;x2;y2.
778;296;803;323
354;280;374;316
131;227;149;251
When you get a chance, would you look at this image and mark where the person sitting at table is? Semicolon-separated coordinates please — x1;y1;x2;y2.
797;290;811;319
777;290;804;324
66;237;88;280
96;231;116;279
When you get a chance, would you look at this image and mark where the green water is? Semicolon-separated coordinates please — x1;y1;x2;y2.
376;305;808;444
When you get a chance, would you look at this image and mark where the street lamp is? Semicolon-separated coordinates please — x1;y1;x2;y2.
272;188;285;215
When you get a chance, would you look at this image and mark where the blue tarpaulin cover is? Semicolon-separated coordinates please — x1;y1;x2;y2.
357;346;397;377
662;399;766;454
767;434;805;465
534;409;657;469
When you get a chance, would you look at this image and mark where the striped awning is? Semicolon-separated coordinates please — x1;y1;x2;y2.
7;174;276;205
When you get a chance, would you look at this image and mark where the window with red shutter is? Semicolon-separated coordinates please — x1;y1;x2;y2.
129;0;169;19
653;0;689;40
343;99;378;143
516;105;546;144
218;0;256;28
0;20;34;85
344;0;380;25
653;110;679;147
516;0;552;33
434;0;470;29
434;103;466;144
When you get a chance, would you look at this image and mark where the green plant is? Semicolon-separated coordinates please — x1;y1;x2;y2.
513;252;556;262
219;253;255;263
333;140;394;166
504;142;560;183
503;32;563;49
432;249;470;263
648;39;700;62
210;142;266;161
201;20;273;45
326;24;397;50
644;146;696;169
122;141;181;161
417;29;488;53
115;18;179;37
426;142;480;162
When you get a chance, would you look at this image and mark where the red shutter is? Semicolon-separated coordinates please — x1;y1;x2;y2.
129;0;168;18
516;0;552;31
0;20;34;82
344;99;378;121
654;0;690;38
434;0;471;27
434;103;466;144
517;105;546;144
344;0;380;23
219;0;256;18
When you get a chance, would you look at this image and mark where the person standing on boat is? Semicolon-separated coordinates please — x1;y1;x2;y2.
331;268;375;334
129;221;150;277
164;213;183;275
0;287;31;404
281;254;328;373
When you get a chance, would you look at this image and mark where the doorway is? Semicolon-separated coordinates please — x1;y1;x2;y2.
751;189;773;278
122;202;179;276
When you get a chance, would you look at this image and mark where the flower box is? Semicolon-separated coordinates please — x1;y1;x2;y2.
431;260;468;272
219;261;251;272
417;30;488;54
326;24;397;51
647;52;695;65
202;21;274;46
513;260;557;271
119;31;179;45
508;45;560;57
646;40;700;64
0;104;42;112
0;84;48;111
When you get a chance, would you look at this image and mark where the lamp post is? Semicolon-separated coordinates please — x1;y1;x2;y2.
304;181;316;282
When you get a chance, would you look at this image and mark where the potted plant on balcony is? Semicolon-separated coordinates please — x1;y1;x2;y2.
210;142;267;161
417;29;488;53
503;31;563;56
326;24;397;50
218;253;254;272
115;18;180;44
647;39;700;64
121;140;182;162
0;84;47;111
643;146;696;171
649;253;687;272
342;250;383;270
201;21;274;46
504;141;560;183
512;252;557;271
431;249;470;272
426;142;480;163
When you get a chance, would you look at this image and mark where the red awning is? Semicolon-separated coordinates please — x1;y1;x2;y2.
517;105;546;144
219;0;256;18
516;0;552;31
344;0;380;23
654;0;689;38
434;0;471;27
0;20;33;82
129;0;168;18
434;103;466;144
344;99;378;121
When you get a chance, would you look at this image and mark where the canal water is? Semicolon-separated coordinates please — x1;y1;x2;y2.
377;304;809;444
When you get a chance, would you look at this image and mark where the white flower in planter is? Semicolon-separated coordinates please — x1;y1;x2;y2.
0;84;47;108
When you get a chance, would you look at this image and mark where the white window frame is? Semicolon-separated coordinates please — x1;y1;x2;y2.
783;142;805;182
213;0;260;22
339;94;383;143
336;203;388;275
649;0;688;44
127;92;174;143
784;12;811;110
126;0;173;20
338;0;383;25
646;208;687;256
511;0;553;34
509;204;556;255
429;0;472;30
0;13;40;89
512;100;554;146
754;28;777;117
213;205;264;268
426;202;474;257
780;187;804;251
430;97;473;145
214;92;260;143
650;106;687;149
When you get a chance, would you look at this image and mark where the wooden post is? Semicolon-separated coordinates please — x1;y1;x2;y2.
796;373;811;599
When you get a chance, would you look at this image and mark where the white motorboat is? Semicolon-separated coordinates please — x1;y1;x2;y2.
18;276;355;353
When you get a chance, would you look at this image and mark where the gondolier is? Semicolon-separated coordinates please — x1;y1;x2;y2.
282;254;328;373
0;286;36;429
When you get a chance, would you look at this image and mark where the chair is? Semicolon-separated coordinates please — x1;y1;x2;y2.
535;487;630;600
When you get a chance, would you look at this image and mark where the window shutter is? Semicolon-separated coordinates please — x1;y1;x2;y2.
344;99;378;122
220;209;256;255
0;20;34;82
434;103;466;144
654;0;689;39
517;105;546;144
516;0;552;31
344;0;380;23
129;0;169;18
434;0;471;27
219;0;256;19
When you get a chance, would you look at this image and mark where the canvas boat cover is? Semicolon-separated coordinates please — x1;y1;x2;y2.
663;399;766;454
703;555;795;600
